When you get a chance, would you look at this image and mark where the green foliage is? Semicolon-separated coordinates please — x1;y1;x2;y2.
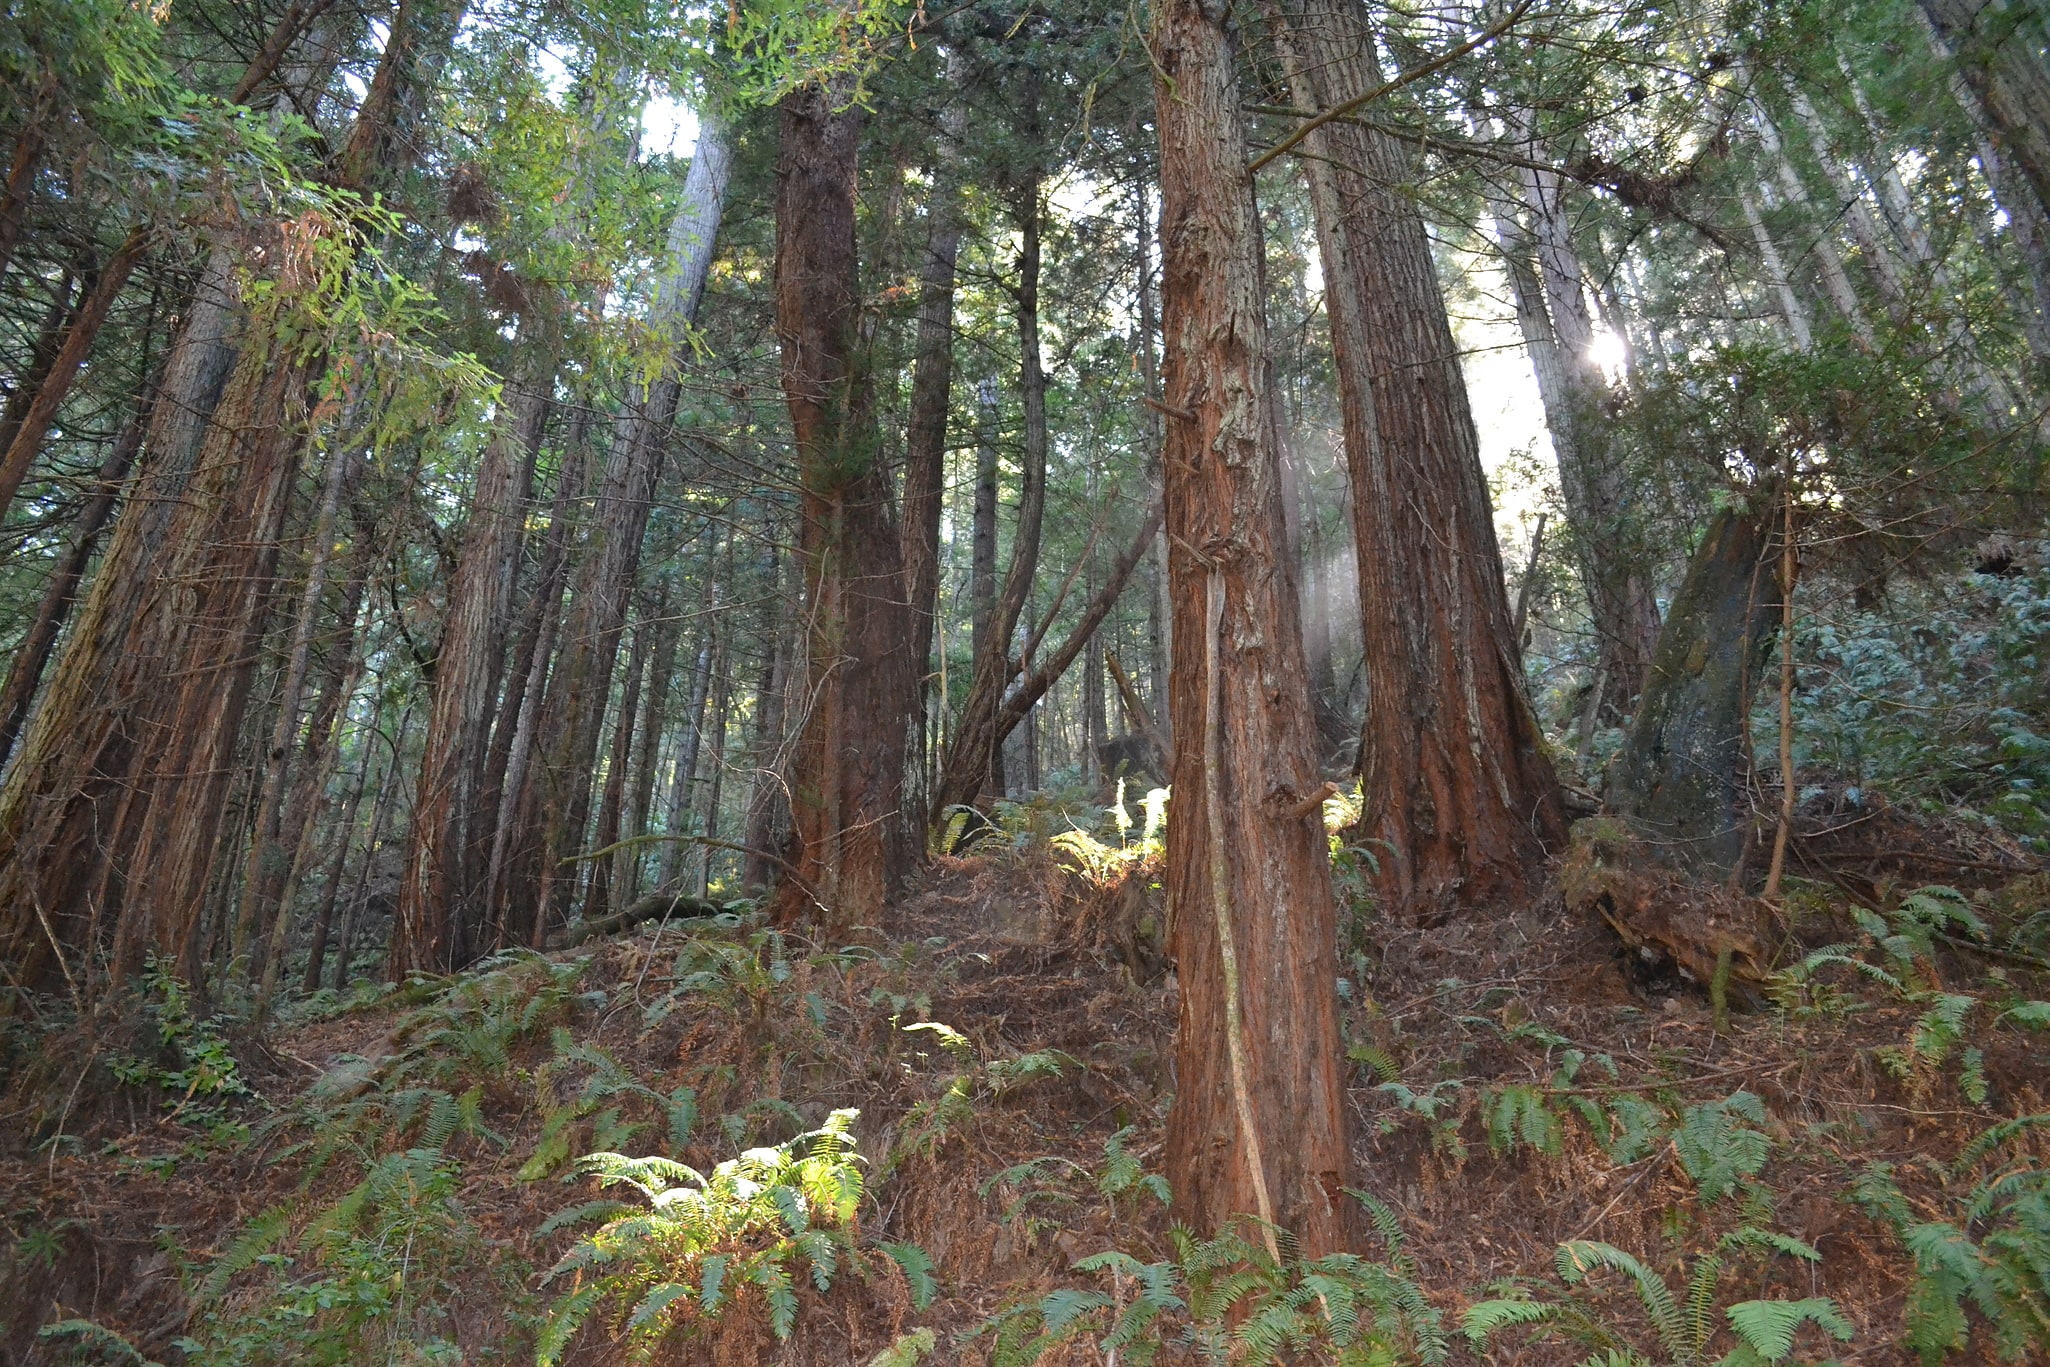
884;1022;1073;1176
1783;569;2050;852
1465;1228;1843;1365
106;957;251;1130
159;1147;501;1366
867;1327;937;1367
537;1109;916;1361
977;1199;1445;1367
519;1031;696;1182
1673;1092;1773;1204
1100;1125;1172;1210
1050;778;1169;885
1850;1120;2050;1363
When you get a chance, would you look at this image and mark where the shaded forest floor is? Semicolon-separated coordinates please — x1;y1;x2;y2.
3;824;2049;1365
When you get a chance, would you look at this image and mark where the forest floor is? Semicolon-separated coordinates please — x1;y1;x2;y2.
3;821;2048;1365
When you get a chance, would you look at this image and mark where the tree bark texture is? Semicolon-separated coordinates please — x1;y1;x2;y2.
0;3;447;997
1272;0;1564;918
1150;0;1355;1258
0;392;147;766
773;82;916;930
1607;507;1783;879
495;114;729;955
395;334;553;972
235;435;361;979
934;172;1051;819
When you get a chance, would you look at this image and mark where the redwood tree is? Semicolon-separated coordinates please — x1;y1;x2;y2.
773;79;917;930
1150;0;1355;1257
1267;0;1564;919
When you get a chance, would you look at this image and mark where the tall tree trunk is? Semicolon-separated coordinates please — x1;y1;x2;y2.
618;577;678;905
334;704;411;990
300;695;376;994
482;427;586;944
260;579;372;1000
585;600;650;918
0;225;149;523
899;46;972;837
981;505;1163;770
660;565;719;891
396;333;553;971
773;80;916;930
1921;0;2050;229
0;69;57;284
1507;117;1662;717
743;550;793;889
0;0;455;998
1271;0;1563;917
697;638;732;898
967;376;1002;794
0;270;79;464
1135;180;1173;737
1150;0;1354;1257
934;165;1051;818
1752;108;1874;341
1740;187;1815;349
235;433;360;981
512;112;729;952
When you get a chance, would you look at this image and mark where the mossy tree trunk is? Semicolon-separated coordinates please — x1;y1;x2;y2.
1607;506;1783;879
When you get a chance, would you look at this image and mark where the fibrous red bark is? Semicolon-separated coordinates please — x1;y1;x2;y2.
1150;0;1356;1258
1269;0;1564;918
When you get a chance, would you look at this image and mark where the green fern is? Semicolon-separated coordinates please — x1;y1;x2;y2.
536;1109;884;1361
1852;1119;2050;1363
1470;1228;1834;1366
1673;1091;1772;1203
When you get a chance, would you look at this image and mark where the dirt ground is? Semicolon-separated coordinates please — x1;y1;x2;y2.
2;830;2046;1365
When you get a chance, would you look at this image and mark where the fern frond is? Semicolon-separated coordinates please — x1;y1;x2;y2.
880;1239;938;1309
1725;1297;1853;1361
195;1206;290;1305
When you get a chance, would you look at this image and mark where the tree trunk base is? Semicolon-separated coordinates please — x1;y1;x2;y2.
1563;817;1779;1008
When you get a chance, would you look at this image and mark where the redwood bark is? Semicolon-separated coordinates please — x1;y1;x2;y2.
235;434;361;980
773;81;916;930
1270;0;1563;917
1150;0;1355;1256
0;1;450;997
0;392;147;765
659;564;719;892
506;114;730;951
